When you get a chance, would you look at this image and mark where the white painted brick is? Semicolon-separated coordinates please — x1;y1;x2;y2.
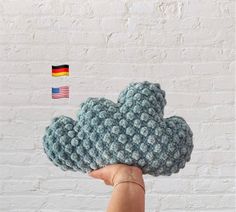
193;179;235;193
144;32;182;47
151;178;192;194
0;16;100;32
0;62;31;75
1;0;64;16
160;194;235;209
211;105;235;121
182;0;219;18
0;75;32;91
0;33;34;44
145;195;161;210
176;105;234;122
195;165;220;177
197;91;234;106
191;151;235;165
69;32;106;46
129;2;155;15
191;62;232;75
29;194;109;210
0;137;35;151
194;132;234;151
167;93;199;107
90;0;127;17
0;180;39;194
0;45;67;61
100;18;127;33
160;195;187;209
201;122;234;138
105;32;144;47
163;17;234;32
219;164;236;177
174;164;199;177
126;16;162;32
0;0;235;211
160;210;235;212
0;166;48;180
172;77;214;92
0;195;47;211
164;48;234;63
182;28;235;48
0;16;49;32
0;107;15;121
14;107;55;121
200;17;234;30
0;165;86;180
40;179;112;195
84;63;192;79
1;121;35;137
214;134;235;151
213;76;235;91
173;107;212;122
178;163;234;179
68;1;94;18
229;61;235;73
0;152;49;166
218;0;235;17
140;48;167;63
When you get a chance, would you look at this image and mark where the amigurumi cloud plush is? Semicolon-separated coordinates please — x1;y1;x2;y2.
43;81;193;176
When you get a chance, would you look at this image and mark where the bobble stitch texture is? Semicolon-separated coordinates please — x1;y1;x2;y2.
43;81;193;176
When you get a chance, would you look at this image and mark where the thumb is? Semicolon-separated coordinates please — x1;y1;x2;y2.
88;169;104;179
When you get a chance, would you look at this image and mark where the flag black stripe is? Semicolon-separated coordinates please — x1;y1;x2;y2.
52;64;69;69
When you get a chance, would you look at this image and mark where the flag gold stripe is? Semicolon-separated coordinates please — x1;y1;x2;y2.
52;72;69;77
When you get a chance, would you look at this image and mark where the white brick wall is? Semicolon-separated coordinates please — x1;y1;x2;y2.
0;0;235;211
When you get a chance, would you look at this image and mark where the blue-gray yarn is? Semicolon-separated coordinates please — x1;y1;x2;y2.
43;81;193;176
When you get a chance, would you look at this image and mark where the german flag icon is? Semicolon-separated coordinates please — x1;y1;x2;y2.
52;64;69;77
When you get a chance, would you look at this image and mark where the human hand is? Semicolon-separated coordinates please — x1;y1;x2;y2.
88;164;144;186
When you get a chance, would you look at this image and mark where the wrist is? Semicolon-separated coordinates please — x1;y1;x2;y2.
112;166;144;188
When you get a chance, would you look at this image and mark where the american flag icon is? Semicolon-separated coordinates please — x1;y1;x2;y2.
52;86;69;99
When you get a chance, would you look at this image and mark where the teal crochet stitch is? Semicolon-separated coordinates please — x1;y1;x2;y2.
43;81;193;176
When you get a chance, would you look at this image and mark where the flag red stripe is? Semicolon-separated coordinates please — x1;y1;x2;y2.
52;94;69;98
52;68;69;73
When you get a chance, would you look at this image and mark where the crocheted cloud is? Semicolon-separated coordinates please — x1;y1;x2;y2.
43;81;193;176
